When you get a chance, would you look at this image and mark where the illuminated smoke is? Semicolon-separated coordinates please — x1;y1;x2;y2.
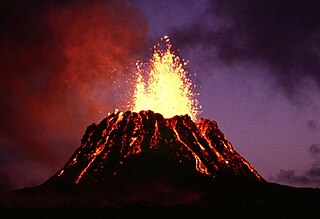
0;0;147;189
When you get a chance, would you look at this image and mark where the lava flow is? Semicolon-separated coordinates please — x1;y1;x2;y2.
132;36;200;121
48;111;263;185
45;37;263;187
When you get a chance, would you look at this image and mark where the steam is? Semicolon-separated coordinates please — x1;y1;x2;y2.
173;0;320;100
0;0;147;190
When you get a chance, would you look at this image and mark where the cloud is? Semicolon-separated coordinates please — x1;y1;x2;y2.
309;144;320;157
272;144;320;187
306;120;318;131
275;169;310;185
0;0;147;189
306;166;320;178
173;0;320;99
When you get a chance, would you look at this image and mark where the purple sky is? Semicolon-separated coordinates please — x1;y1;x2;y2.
129;0;320;187
1;0;320;190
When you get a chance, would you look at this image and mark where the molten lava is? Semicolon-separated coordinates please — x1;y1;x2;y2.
132;36;200;121
49;111;263;185
46;37;263;189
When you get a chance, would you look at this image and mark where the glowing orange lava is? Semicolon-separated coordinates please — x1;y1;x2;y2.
132;36;200;121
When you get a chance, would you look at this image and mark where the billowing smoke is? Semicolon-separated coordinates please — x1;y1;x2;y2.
173;0;320;100
0;0;147;190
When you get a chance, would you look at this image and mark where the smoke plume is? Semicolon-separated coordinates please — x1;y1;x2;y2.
0;0;147;190
173;0;320;99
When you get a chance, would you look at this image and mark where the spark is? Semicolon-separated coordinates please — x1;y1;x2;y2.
131;37;200;121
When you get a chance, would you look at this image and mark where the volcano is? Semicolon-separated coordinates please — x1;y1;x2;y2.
39;39;266;203
2;111;320;218
2;38;320;217
46;110;263;186
25;110;264;206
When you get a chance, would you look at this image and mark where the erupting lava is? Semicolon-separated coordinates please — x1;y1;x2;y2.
45;36;263;190
49;111;263;186
132;36;200;121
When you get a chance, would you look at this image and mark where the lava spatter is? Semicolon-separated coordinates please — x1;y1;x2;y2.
47;111;263;185
132;37;200;121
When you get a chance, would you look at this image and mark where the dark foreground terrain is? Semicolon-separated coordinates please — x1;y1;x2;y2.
1;181;319;218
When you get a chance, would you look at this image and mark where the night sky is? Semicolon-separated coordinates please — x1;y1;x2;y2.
1;0;320;191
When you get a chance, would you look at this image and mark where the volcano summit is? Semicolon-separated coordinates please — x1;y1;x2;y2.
37;110;265;206
47;110;262;186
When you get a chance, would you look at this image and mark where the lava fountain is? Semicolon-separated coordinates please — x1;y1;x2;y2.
131;36;200;121
45;36;263;189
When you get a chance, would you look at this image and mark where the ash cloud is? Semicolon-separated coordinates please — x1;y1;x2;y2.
306;120;318;131
272;144;320;187
309;144;320;159
0;0;147;190
173;0;320;99
275;169;310;185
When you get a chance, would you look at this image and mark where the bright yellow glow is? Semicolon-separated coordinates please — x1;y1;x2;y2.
132;36;200;120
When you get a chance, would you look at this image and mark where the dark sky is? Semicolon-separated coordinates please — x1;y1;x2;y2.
1;0;320;190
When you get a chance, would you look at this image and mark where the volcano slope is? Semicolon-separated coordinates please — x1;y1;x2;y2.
1;111;320;218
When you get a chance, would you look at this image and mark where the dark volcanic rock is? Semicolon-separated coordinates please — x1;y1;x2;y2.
45;110;263;187
2;111;320;218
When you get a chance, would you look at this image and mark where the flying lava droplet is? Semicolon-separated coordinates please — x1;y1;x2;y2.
131;36;201;121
